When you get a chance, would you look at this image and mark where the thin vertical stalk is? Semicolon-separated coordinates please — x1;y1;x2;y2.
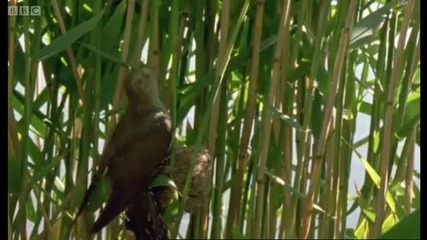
405;42;420;217
148;0;160;71
166;0;182;127
51;0;86;107
8;196;12;240
84;4;103;239
263;182;271;239
334;51;356;238
278;47;292;240
195;2;212;237
278;0;292;232
390;36;419;187
211;79;228;239
405;128;416;213
17;0;34;238
208;0;229;157
277;0;292;238
289;0;307;66
278;117;293;239
319;114;337;239
336;52;361;238
226;0;264;237
29;1;45;236
193;0;208;134
171;2;250;238
288;0;329;237
252;1;290;238
373;0;415;237
132;0;149;65
8;1;20;156
209;1;229;237
91;0;102;172
359;9;390;221
101;0;136;183
245;158;256;236
167;4;186;181
389;25;419;178
302;0;357;237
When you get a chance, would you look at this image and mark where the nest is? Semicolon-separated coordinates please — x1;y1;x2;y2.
156;143;212;213
125;143;212;239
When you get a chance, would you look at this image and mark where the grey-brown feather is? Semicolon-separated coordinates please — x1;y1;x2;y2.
73;67;173;234
91;109;172;232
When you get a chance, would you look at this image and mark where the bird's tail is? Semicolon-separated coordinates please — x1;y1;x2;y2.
125;191;168;240
72;172;100;225
91;186;134;233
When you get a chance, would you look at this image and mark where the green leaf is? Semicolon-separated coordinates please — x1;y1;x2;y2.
379;209;420;239
176;70;215;124
150;174;178;189
311;89;324;140
343;139;397;214
345;228;356;239
355;193;376;222
357;154;397;213
8;153;22;194
35;15;102;61
13;43;26;86
259;96;303;130
27;138;44;168
355;218;369;239
101;0;126;53
404;90;420;121
396;89;420;137
232;223;248;239
29;154;63;187
358;101;372;115
78;42;129;67
373;130;380;153
86;176;112;212
412;184;420;209
99;66;120;109
381;213;399;234
396;114;420;138
289;60;310;82
26;197;37;222
13;90;48;137
264;170;305;199
33;88;50;111
349;2;393;48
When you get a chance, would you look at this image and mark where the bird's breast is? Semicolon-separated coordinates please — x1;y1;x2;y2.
108;115;172;187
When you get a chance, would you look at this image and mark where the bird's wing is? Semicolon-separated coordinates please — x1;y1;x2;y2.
73;112;144;223
91;110;172;232
72;115;131;223
107;110;173;185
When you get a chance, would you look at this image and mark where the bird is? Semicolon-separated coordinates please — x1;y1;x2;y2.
125;190;169;240
123;144;212;240
161;143;212;213
73;66;173;234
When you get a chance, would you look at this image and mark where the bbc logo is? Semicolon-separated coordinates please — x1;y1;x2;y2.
8;6;41;16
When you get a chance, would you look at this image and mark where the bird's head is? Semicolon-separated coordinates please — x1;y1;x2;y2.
125;67;158;96
124;67;165;111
